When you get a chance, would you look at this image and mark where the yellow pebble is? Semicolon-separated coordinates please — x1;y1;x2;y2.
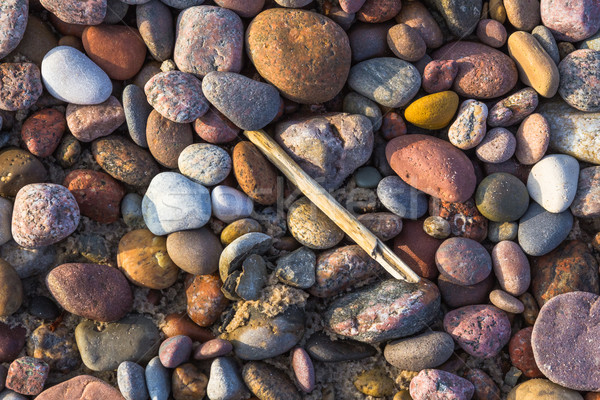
490;0;507;23
354;368;396;398
394;390;413;400
404;91;459;130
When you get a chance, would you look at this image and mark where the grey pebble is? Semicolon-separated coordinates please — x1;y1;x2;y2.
207;357;249;400
118;361;149;400
121;193;147;229
160;0;204;8
123;84;152;148
104;0;129;24
0;390;27;400
178;143;231;186
384;331;454;371
377;176;428;219
518;202;573;256
305;332;376;362
532;25;560;64
343;92;382;130
275;247;316;289
137;0;174;62
146;356;170;400
0;241;55;279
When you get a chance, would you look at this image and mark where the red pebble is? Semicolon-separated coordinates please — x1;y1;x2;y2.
6;357;49;396
422;60;459;94
380;112;407;140
21;109;66;157
291;347;315;393
194;338;233;360
463;368;501;400
194;107;240;144
509;327;544;378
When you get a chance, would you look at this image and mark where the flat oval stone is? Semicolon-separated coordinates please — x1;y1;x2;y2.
488;87;539;127
76;315;160;372
507;379;583;400
532;25;560;63
233;141;277;206
211;185;253;224
242;362;301;400
387;23;426;62
509;327;543;378
356;212;402;241
435;237;492;285
162;313;215;343
207;357;249;400
36;375;125;400
477;19;507;47
146;110;193;168
142;172;211;236
136;0;174;62
145;71;208;123
40;0;106;25
475;172;529;222
159;335;192;368
475;127;516;164
410;369;474;400
377;176;428;219
448;99;488;150
325;278;440;343
167;228;222;275
396;0;443;48
403;91;459;130
0;149;46;197
444;304;511;358
185;274;229;327
384;331;454;371
438;273;495;309
492;240;530;296
179;143;231;186
518;202;573;256
194;339;232;360
0;0;28;60
41;46;112;105
21;109;66;158
490;289;524;313
117;362;148;400
194;107;239;144
145;356;170;400
386;134;476;203
305;332;376;362
348;57;420;108
66;96;125;142
287;197;344;250
291;348;314;393
123;84;152;148
541;0;600;42
92;136;159;186
515;113;550;165
527;154;579;213
559;50;600;112
246;8;350;104
46;263;132;321
0;63;42;111
571;166;600;217
0;260;22;316
174;6;243;78
532;292;600;391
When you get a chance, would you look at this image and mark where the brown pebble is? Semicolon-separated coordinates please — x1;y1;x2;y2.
161;313;215;342
233;141;278;205
185;274;229;327
21;108;66;158
172;363;208;400
0;148;47;197
387;23;426;62
146;110;193;168
167;228;223;275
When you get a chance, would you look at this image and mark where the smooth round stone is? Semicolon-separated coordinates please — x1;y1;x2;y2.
348;57;420;108
422;60;459;94
28;296;59;320
410;369;474;400
167;228;222;275
194;107;240;144
423;216;451;239
463;369;501;400
438;273;495;309
186;274;229;327
492;240;530;296
435;237;492;285
47;263;132;321
121;193;145;229
488;87;539;127
509;327;543;378
541;0;600;42
354;367;395;397
490;289;524;313
41;46;112;105
571;166;600;217
0;198;12;246
220;219;262;246
387;23;426;62
287;197;344;250
36;375;123;400
146;110;193;168
233;141;277;205
12;183;79;248
306;332;376;362
123;84;151;148
348;22;394;63
0;63;42;111
142;172;211;236
136;0;173;62
0;260;22;316
527;154;579;213
532;25;560;64
448;99;488;150
476;172;529;222
21;109;66;158
172;363;208;399
5;357;49;396
404;91;459;130
118;362;148;400
508;379;583;400
202;71;280;131
386;134;476;203
211;185;253;224
515;113;550;165
40;0;106;24
243;362;301;400
0;0;28;59
194;339;232;360
207;357;248;400
246;8;350;104
384;331;454;371
159;336;192;368
145;356;170;400
103;0;128;23
559;50;600;112
66;96;125;142
291;348;314;393
393;219;442;279
145;71;208;124
429;197;488;242
377;176;427;219
432;41;518;99
274;246;316;289
477;19;507;48
0;148;46;197
354;166;382;189
444;305;511;358
174;6;242;77
162;313;214;343
518;202;573;256
0;323;25;363
504;0;539;30
532;292;600;391
343;92;383;131
179;143;231;186
476;127;516;164
214;0;264;18
395;0;442;48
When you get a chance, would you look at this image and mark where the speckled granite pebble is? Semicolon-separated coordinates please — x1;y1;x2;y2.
571;166;600;217
66;96;125;142
5;357;48;396
117;362;148;400
0;63;42;111
0;0;28;60
541;0;600;42
178;143;231;186
475;127;516;163
488;87;538;127
448;100;488;150
40;0;106;25
287;197;344;250
36;375;125;400
410;369;474;400
559;50;600;112
21;109;65;158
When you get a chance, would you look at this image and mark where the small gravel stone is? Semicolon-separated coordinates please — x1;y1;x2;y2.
490;289;525;313
475;127;516;163
159;336;193;368
274;247;316;289
435;237;492;285
211;185;253;224
377;176;428;219
194;339;232;360
207;357;248;400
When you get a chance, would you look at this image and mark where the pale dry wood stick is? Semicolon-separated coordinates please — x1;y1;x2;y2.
243;129;421;284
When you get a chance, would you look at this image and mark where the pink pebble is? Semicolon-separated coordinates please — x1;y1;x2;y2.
193;338;233;360
410;369;474;400
476;19;507;48
291;347;315;393
492;240;531;296
422;60;458;94
159;335;192;368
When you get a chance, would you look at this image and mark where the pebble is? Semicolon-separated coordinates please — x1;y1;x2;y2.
104;0;128;23
0;242;56;279
444;305;511;358
36;375;124;400
532;292;600;391
185;274;229;327
349;22;394;63
219;232;271;281
386;134;476;203
507;379;583;400
475;172;529;222
384;331;454;371
448;99;488;150
423;216;451;239
0;260;21;316
438;273;495;309
118;362;148;400
123;84;152;148
477;19;507;48
430;0;482;35
21;109;65;158
136;0;174;62
211;185;253;223
194;339;232;360
488;221;518;242
475;127;516;163
325;278;440;343
167;228;222;275
161;0;204;8
435;237;492;285
120;193;145;229
532;25;560;64
146;356;171;400
0;323;25;363
0;390;26;400
146;110;193;168
41;46;112;105
63;169;125;224
339;0;366;13
66;96;125;142
0;0;28;59
355;0;400;22
5;357;48;396
0;198;11;246
527;154;579;213
213;0;263;17
541;0;600;42
393;219;442;279
242;362;300;400
287;197;344;250
28;296;59;320
432;41;518;99
377;176;428;219
490;289;525;313
429;197;488;242
404;91;459;130
194;107;239;144
172;363;208;399
143;172;211;236
162;313;214;343
559;50;600;112
348;57;420;108
220;219;262;247
518;202;573;256
291;348;315;393
55;134;81;168
179;143;231;186
422;60;459;94
12;183;79;248
275;247;316;289
343;92;383;131
571;167;600;217
515;113;550;165
76;315;159;372
488;87;538;127
0;63;42;111
357;212;402;240
464;369;501;400
233;141;278;205
509;327;543;378
492;240;530;296
505;0;540;30
275;113;373;190
306;332;376;362
354;367;395;397
202;71;280;131
380;112;407;140
159;336;192;368
0;148;46;197
232;254;267;301
387;23;426;62
410;369;474;400
207;357;249;400
40;0;106;24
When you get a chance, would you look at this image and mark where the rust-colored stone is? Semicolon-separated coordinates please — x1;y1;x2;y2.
429;197;488;242
21;108;65;158
233;141;278;205
185;274;229;327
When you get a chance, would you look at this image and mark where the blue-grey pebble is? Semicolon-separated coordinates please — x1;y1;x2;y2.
104;0;129;24
160;0;204;8
145;356;170;400
121;193;146;229
202;71;281;131
123;84;152;148
137;0;174;62
518;202;573;256
348;57;421;108
178;143;231;186
532;25;560;64
118;361;149;400
41;46;112;105
207;357;250;400
0;241;56;279
354;166;382;188
275;247;316;289
377;176;428;219
343;92;383;130
142;172;211;236
0;390;26;400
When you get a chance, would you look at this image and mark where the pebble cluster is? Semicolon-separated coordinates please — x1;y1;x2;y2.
0;0;600;399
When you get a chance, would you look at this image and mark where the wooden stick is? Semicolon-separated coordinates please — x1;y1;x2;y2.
243;129;421;284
